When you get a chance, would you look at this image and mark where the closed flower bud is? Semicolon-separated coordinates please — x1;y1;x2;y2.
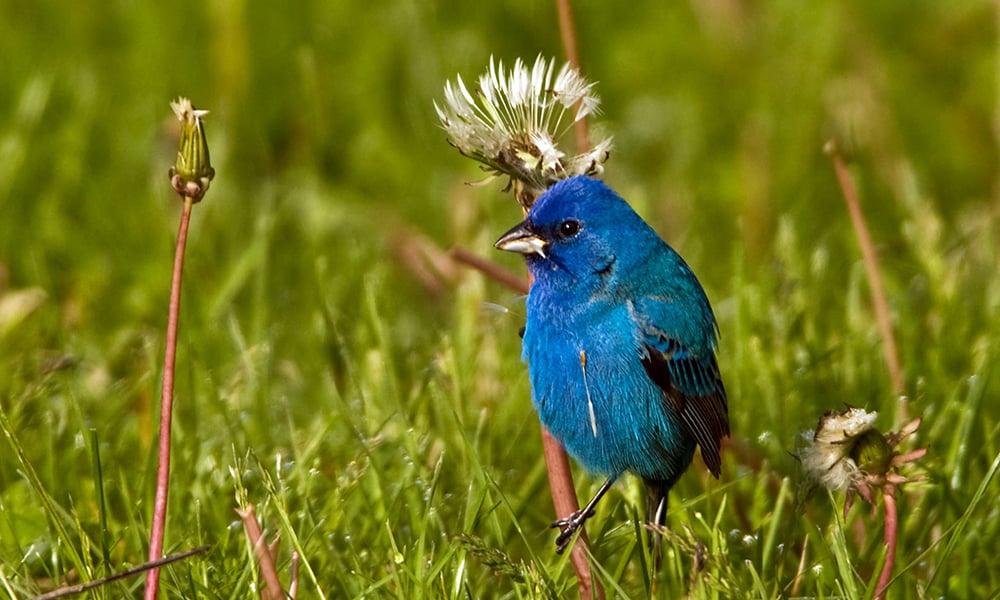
169;97;215;201
850;428;894;477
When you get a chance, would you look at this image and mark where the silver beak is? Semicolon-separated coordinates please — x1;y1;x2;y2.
495;221;548;258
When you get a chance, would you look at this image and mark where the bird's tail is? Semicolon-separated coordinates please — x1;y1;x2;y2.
644;479;672;564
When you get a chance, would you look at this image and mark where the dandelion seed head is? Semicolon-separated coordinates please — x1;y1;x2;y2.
436;55;612;206
799;407;878;490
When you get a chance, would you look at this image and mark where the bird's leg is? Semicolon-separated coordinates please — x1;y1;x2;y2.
551;476;616;553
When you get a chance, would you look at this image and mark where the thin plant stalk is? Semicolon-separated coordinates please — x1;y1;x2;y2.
826;143;906;415
289;551;300;599
144;195;194;598
551;3;604;596
556;0;590;155
450;247;530;295
541;426;600;599
36;546;210;600
875;486;899;599
823;149;925;597
146;98;214;599
238;504;287;600
791;535;808;596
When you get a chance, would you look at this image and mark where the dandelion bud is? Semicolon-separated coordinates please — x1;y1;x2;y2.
850;428;894;476
169;97;215;202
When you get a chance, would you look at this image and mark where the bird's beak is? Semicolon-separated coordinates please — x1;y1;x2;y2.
495;220;548;258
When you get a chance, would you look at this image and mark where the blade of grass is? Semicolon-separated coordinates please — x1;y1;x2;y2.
0;407;90;583
88;428;111;576
249;450;326;598
761;477;791;577
827;492;861;599
945;373;986;490
925;450;1000;589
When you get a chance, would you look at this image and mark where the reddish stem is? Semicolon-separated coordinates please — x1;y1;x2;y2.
552;3;602;596
828;145;906;415
791;535;808;596
875;486;898;599
237;504;287;600
144;195;194;598
556;0;590;153
289;551;300;599
450;247;529;295
541;428;602;599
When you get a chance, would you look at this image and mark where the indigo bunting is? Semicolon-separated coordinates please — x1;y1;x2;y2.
495;175;729;553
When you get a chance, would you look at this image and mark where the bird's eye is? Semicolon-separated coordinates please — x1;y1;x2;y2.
558;219;581;238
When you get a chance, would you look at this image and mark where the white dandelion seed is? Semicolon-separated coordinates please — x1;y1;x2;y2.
435;55;612;206
799;407;879;490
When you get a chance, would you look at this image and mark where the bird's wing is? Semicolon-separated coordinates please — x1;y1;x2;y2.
635;303;730;477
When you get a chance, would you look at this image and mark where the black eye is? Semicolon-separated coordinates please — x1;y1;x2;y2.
558;219;581;238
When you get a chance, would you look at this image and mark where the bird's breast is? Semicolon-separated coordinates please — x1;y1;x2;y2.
521;295;690;478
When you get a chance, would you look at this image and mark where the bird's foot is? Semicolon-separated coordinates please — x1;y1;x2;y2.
551;508;595;554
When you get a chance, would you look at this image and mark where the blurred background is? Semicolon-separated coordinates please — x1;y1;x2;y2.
1;0;997;597
3;1;995;315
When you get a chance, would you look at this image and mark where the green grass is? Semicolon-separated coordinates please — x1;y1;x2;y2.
1;1;999;598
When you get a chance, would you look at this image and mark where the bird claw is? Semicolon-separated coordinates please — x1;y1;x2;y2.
551;508;595;554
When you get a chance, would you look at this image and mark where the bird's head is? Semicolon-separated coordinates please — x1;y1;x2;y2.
495;175;652;288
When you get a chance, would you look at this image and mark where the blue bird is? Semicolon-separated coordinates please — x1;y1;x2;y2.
495;175;729;553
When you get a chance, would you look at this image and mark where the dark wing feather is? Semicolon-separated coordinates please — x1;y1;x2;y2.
639;335;729;477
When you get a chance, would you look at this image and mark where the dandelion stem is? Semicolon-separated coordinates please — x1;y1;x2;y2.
438;47;605;598
875;486;899;599
826;143;906;416
542;428;602;599
556;0;590;153
551;4;601;596
145;194;193;598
